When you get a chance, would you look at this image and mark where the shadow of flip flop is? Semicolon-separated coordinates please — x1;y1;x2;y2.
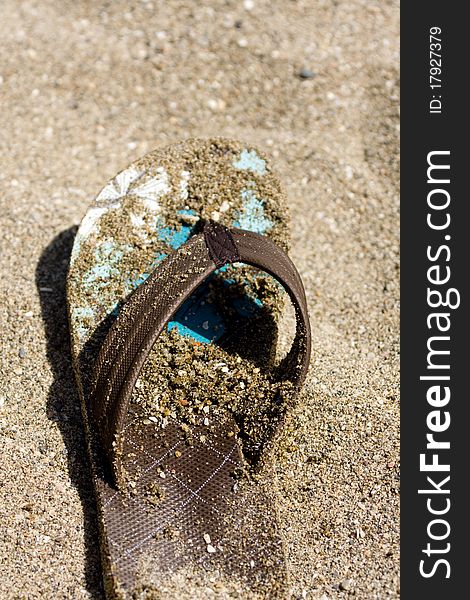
36;226;105;600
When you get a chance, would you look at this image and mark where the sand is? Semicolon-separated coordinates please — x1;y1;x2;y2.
0;1;399;599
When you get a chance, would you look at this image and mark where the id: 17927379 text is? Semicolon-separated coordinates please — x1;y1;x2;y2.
429;26;443;114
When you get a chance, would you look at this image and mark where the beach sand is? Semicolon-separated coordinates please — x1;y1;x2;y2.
0;1;399;598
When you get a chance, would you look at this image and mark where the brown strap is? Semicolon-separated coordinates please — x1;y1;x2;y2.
90;222;311;487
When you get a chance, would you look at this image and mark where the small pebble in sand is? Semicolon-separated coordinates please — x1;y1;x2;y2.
203;418;209;426
340;579;353;591
298;67;315;80
356;527;365;539
206;544;216;553
18;348;27;358
203;533;211;544
180;213;199;224
207;99;219;111
175;450;182;458
159;471;166;479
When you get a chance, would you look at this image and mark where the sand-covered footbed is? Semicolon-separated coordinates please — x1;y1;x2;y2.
0;1;399;598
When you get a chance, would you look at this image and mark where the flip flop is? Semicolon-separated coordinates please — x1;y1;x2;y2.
67;138;311;599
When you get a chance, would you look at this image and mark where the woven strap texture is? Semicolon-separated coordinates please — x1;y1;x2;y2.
91;222;311;485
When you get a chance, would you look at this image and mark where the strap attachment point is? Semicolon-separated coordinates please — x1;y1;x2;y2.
203;220;241;268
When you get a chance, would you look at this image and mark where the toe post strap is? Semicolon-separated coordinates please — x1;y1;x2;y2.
203;220;241;267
